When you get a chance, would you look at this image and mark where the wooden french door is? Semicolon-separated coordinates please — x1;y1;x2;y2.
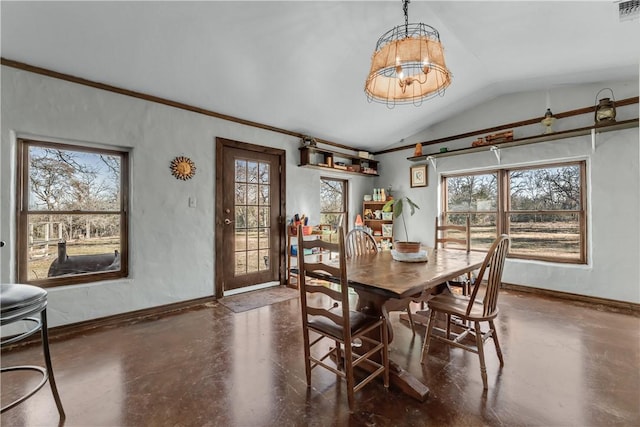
215;137;286;297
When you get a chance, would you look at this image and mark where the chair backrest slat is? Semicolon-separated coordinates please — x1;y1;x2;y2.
298;225;351;334
345;229;378;258
465;234;510;316
435;215;471;252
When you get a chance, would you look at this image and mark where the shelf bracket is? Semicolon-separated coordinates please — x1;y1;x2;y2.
591;128;596;152
490;145;501;164
426;156;437;169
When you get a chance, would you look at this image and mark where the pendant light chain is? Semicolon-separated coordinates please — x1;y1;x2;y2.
403;0;409;38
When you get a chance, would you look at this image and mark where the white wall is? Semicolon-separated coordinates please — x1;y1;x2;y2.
375;80;640;304
0;66;371;326
2;68;637;329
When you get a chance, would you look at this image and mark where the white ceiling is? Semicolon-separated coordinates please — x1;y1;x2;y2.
1;1;638;152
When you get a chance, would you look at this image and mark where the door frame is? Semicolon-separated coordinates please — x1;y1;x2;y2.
214;137;286;299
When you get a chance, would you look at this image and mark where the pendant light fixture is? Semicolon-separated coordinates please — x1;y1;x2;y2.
365;0;452;107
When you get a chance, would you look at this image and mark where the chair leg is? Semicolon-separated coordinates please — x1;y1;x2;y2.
344;338;355;411
335;340;343;370
405;303;416;335
301;327;312;386
420;310;437;363
382;320;389;388
474;321;488;389
489;320;504;366
41;309;65;420
446;314;451;339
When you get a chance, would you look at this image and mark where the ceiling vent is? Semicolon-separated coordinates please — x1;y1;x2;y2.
618;0;639;22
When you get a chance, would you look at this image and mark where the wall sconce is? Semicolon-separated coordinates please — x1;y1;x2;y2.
594;88;616;125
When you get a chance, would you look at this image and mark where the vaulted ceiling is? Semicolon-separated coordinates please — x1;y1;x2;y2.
2;1;638;152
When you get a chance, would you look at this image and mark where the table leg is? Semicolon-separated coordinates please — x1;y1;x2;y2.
354;290;430;402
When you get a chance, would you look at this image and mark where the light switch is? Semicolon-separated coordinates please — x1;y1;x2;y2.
189;197;197;208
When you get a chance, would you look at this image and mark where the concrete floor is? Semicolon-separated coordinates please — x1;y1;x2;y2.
2;288;639;426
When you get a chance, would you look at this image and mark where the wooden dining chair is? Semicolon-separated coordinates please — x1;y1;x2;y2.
420;234;510;389
434;215;472;295
297;225;389;410
344;228;377;258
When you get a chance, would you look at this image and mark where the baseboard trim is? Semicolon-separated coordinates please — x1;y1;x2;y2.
6;295;218;349
502;283;640;315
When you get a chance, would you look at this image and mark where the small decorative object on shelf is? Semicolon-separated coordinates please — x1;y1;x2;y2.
541;108;556;134
170;156;196;180
484;130;514;144
301;135;318;147
594;88;616;124
414;143;423;157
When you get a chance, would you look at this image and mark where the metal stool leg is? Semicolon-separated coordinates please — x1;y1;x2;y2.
41;308;65;420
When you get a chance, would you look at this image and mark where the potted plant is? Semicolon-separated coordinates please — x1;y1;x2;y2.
383;196;421;253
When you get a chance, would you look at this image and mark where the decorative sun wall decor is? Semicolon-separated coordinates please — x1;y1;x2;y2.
170;156;196;180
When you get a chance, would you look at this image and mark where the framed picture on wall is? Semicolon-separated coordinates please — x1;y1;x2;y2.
410;164;427;188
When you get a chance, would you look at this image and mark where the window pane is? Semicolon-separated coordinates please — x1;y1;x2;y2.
246;250;259;273
247;229;259;250
259;249;270;271
510;166;581;210
235;183;246;204
235;252;247;275
509;213;581;260
247;184;258;205
235;207;247;229
320;179;345;212
446;174;497;212
246;207;258;228
28;146;121;211
247;161;259;183
259;185;270;205
259;207;270;228
235;160;247;182
320;178;347;229
259;162;270;184
471;213;497;250
258;228;269;249
26;213;121;281
320;213;345;228
235;229;247;251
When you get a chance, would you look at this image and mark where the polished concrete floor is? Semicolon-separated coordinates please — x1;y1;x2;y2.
2;288;639;427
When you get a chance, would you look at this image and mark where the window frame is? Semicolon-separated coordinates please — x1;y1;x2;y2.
319;177;348;230
442;160;587;264
16;138;129;287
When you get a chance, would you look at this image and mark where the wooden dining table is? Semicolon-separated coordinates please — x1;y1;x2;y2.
341;248;486;401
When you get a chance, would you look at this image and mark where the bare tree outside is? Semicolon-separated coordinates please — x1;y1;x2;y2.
320;178;347;228
24;144;123;281
444;162;585;262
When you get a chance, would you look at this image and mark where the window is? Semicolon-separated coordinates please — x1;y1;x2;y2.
443;161;586;263
320;177;348;229
17;139;129;287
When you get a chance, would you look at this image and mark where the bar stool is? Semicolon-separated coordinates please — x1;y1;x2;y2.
1;283;65;419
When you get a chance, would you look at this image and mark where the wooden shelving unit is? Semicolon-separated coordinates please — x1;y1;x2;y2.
407;118;639;163
299;146;379;177
362;201;393;248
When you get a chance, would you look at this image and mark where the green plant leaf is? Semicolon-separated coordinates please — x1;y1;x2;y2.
405;197;420;216
393;199;403;218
